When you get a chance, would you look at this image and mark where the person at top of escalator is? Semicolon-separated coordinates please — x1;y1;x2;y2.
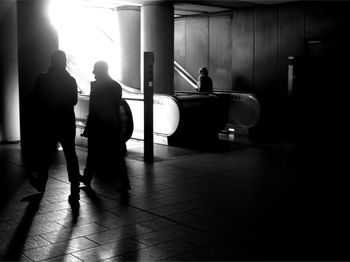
197;67;213;93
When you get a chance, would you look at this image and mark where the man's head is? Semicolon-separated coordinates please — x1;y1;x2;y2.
51;50;67;69
93;61;109;80
199;67;208;76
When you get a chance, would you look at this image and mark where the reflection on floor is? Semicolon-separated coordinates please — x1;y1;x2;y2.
0;138;349;261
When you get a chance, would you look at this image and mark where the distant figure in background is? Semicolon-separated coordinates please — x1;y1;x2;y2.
30;50;81;203
197;67;213;93
81;61;130;196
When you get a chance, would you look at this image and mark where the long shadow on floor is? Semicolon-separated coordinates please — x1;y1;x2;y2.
1;193;42;261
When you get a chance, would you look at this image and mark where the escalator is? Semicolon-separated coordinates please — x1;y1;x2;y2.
74;61;260;147
174;61;260;137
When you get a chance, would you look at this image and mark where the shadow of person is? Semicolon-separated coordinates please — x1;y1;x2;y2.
44;195;80;260
81;186;102;207
116;223;138;260
2;193;43;261
81;187;139;260
46;213;77;260
80;186;106;260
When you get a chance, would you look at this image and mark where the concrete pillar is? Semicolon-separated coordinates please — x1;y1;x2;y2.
141;2;174;95
0;1;20;142
116;6;141;89
17;0;58;154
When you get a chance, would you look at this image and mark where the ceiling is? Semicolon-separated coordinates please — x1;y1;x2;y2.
84;0;302;16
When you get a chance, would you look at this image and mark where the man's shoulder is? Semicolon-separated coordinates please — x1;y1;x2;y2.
110;80;122;91
92;79;121;93
63;70;77;82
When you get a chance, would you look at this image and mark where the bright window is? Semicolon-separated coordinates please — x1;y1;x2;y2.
49;0;118;94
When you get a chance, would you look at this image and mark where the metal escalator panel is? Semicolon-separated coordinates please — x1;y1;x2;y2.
75;95;134;144
118;80;181;138
124;94;180;139
225;93;260;128
120;99;134;142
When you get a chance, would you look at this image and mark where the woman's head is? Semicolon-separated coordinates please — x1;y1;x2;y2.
199;67;208;76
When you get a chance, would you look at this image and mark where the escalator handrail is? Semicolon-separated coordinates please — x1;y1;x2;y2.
117;80;184;127
174;61;197;84
175;90;257;99
174;61;198;90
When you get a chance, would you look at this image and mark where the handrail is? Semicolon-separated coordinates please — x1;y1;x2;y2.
174;61;198;90
116;80;183;114
123;97;143;101
174;61;197;83
78;61;198;95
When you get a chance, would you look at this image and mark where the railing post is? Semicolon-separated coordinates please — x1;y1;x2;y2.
144;52;154;163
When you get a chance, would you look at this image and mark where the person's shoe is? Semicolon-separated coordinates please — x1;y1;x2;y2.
68;194;80;205
79;175;91;187
29;176;46;193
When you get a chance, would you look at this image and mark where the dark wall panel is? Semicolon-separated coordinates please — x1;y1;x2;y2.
174;19;186;66
305;2;350;40
252;7;279;138
209;15;232;91
185;17;209;78
278;3;304;93
232;8;254;92
254;7;279;94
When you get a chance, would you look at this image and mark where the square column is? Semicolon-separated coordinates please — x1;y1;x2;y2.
0;1;20;142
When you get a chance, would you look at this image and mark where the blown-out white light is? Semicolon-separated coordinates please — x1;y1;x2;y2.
48;0;118;94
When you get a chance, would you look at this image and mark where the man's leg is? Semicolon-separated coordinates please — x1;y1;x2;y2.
117;153;130;191
82;136;98;186
110;136;130;193
30;127;55;192
59;128;80;200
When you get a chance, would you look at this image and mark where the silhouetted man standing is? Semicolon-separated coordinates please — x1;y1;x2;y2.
81;61;130;196
30;50;81;203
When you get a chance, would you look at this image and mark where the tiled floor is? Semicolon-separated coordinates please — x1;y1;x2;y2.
0;137;349;261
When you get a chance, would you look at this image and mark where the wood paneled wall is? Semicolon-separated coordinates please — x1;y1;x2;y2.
209;15;232;91
185;17;209;78
231;9;254;92
174;2;350;138
174;3;306;94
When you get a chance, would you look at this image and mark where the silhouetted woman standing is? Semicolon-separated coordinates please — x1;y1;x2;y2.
197;67;213;93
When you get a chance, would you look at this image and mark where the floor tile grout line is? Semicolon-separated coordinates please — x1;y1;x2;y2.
128;204;230;242
22;236;101;262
